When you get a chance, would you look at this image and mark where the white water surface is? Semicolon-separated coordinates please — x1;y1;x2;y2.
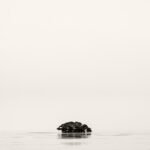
0;132;150;150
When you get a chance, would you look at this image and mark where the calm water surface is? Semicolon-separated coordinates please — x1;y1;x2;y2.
0;132;150;150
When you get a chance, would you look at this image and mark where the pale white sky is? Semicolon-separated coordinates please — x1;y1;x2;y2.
0;0;150;132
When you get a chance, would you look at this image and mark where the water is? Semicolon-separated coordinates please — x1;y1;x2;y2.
0;132;150;150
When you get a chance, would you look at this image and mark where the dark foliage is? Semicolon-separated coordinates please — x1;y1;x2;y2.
57;121;92;133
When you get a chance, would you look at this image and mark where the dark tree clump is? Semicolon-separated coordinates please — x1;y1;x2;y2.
57;121;92;133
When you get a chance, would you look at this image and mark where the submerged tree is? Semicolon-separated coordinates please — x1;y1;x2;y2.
57;121;92;133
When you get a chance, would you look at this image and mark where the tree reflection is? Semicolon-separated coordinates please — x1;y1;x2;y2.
58;133;91;139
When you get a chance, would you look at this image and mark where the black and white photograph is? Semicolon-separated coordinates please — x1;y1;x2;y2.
0;0;150;149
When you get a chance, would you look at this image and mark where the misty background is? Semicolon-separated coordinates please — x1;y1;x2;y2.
0;0;150;132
